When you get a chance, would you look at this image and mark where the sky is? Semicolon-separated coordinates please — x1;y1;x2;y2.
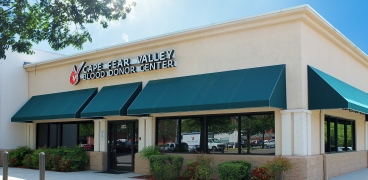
32;0;368;56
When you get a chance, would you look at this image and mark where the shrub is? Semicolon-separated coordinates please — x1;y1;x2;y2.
184;153;216;180
63;146;89;171
149;155;183;180
264;155;293;180
139;145;161;160
218;160;252;180
20;146;88;172
21;154;34;169
251;166;273;180
8;146;32;167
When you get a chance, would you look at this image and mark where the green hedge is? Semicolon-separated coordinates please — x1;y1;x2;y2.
218;160;252;180
149;155;183;180
8;146;89;172
8;146;32;167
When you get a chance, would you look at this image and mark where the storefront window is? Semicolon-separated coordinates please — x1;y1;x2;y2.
182;118;203;153
207;116;237;154
241;114;275;155
157;118;203;153
324;116;355;153
79;123;94;151
156;112;274;155
37;123;48;148
36;122;94;150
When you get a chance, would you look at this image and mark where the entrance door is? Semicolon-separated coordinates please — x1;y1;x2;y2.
108;121;138;172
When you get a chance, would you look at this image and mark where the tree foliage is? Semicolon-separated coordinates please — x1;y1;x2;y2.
241;114;274;153
0;0;136;59
79;123;94;138
181;117;237;135
158;119;177;145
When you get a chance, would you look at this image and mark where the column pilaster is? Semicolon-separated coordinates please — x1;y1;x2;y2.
280;109;311;156
94;119;107;152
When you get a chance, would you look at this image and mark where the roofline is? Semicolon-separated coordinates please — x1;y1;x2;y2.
24;4;368;70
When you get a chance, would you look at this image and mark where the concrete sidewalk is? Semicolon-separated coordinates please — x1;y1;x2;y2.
0;167;143;180
2;167;368;180
329;168;368;180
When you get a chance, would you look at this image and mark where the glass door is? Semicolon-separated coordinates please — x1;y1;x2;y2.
108;121;138;172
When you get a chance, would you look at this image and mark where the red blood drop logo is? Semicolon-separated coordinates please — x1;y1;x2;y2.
70;62;85;85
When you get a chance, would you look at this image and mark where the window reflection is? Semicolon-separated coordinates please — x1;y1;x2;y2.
324;116;355;153
208;116;237;154
79;123;94;151
36;122;94;150
182;118;203;153
156;113;275;155
241;114;275;155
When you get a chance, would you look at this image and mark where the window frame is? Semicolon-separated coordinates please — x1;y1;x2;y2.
324;115;355;153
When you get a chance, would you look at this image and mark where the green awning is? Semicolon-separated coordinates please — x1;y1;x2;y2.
81;82;142;118
128;64;286;115
12;88;97;122
308;66;368;114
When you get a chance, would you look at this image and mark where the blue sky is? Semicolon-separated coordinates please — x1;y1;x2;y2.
32;0;368;56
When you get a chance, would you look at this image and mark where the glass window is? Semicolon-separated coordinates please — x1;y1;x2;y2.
347;122;353;150
49;124;59;148
157;119;179;152
156;112;274;155
182;118;203;153
241;114;275;155
79;123;94;151
207;116;237;154
62;124;78;148
324;116;355;153
36;122;94;150
330;120;335;151
37;123;48;148
157;118;203;153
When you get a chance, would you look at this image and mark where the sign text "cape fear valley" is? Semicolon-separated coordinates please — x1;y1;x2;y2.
81;50;177;80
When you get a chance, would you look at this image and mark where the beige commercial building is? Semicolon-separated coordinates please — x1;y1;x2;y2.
7;5;368;179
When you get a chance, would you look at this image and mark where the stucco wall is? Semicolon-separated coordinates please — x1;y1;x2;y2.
310;110;321;155
301;22;368;96
0;50;62;150
26;20;302;110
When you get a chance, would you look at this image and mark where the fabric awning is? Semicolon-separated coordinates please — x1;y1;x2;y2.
128;64;286;115
12;88;97;122
308;65;368;114
81;82;142;118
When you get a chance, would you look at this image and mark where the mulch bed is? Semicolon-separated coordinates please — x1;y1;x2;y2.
131;175;187;180
131;175;216;180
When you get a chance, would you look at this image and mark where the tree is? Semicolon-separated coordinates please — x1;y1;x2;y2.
0;0;136;59
241;114;275;154
158;119;177;146
181;117;237;135
79;123;94;138
255;114;274;149
241;116;260;154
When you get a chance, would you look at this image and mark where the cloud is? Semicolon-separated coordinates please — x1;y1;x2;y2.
122;33;129;42
127;6;136;23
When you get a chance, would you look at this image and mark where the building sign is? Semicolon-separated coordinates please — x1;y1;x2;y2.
69;50;177;85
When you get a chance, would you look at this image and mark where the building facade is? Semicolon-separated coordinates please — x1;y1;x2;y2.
4;5;368;179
